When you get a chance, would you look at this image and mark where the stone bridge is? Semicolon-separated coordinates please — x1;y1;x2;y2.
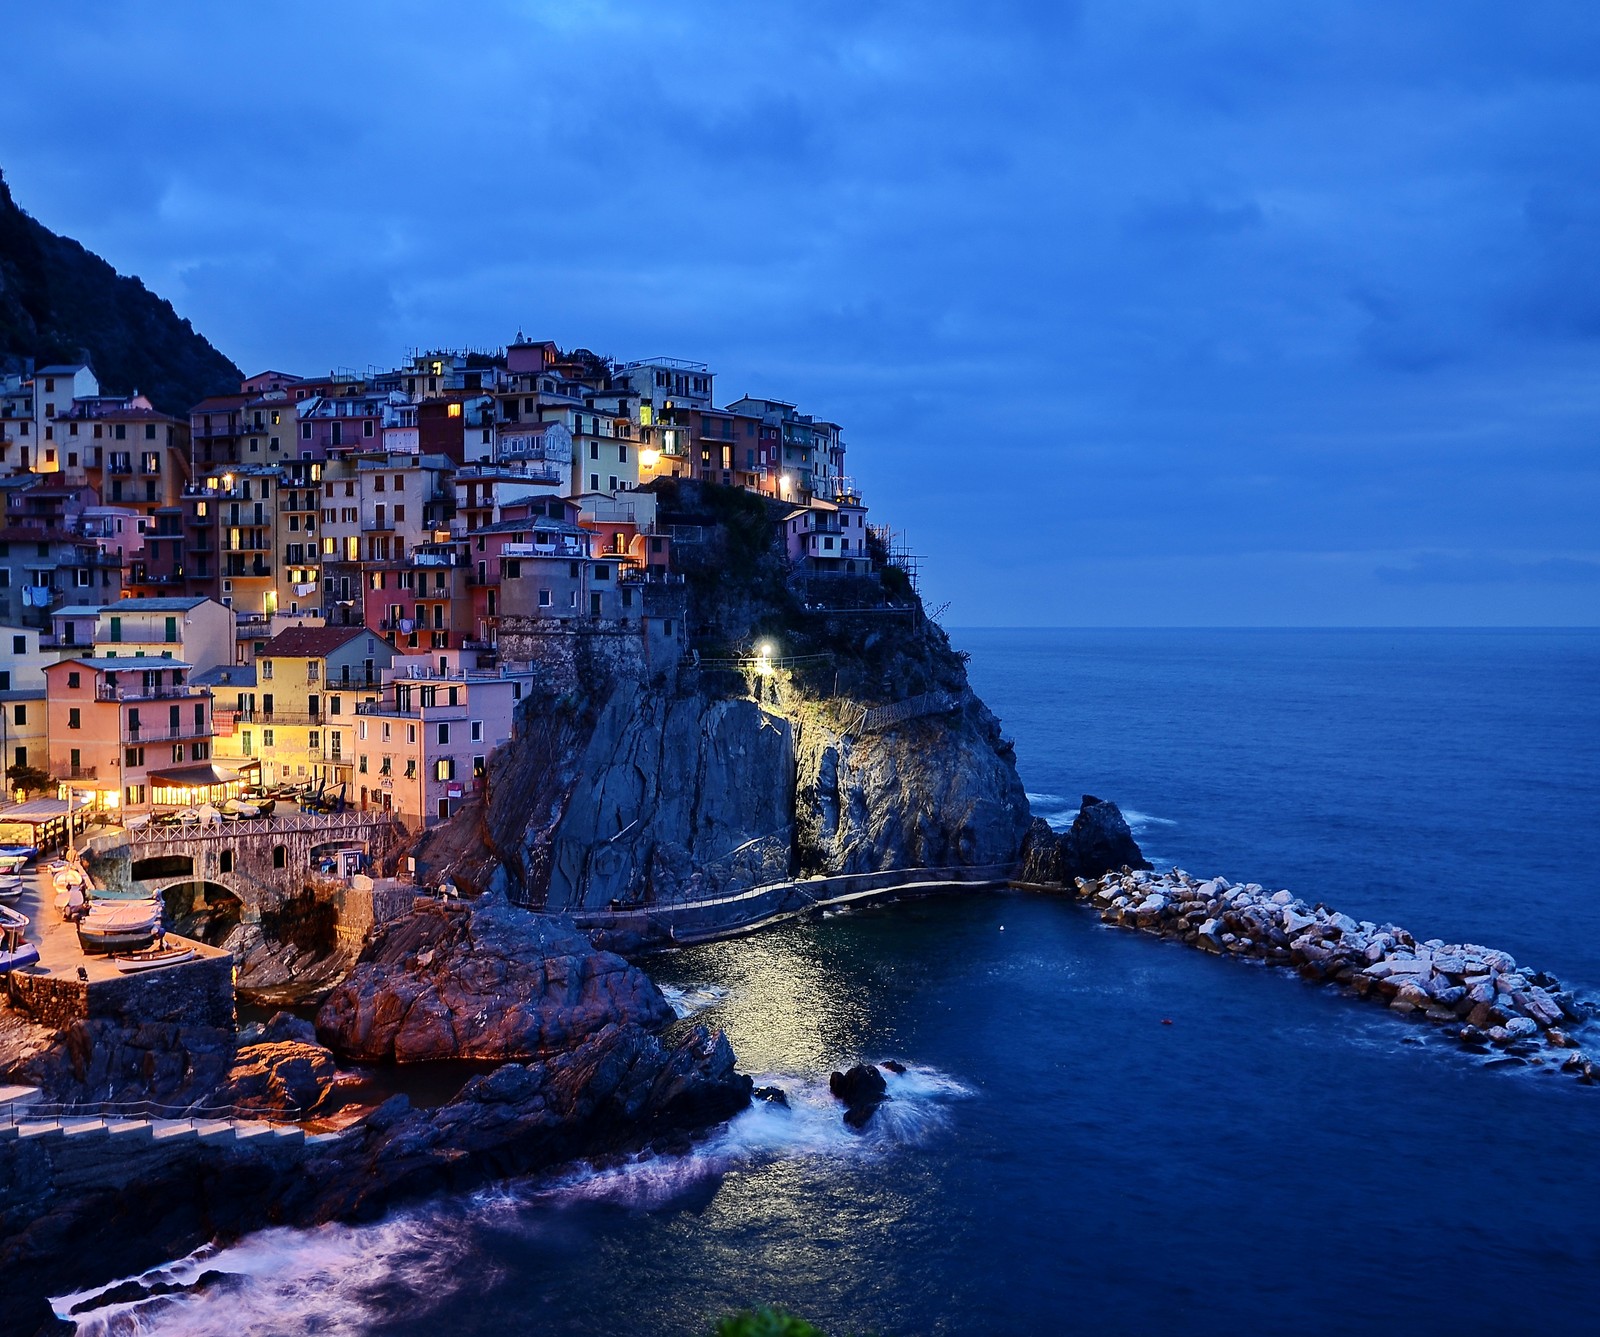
90;810;414;923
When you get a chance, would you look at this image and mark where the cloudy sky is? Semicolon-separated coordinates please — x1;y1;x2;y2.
4;1;1598;625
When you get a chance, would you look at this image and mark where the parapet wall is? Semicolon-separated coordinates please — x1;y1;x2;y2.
497;612;684;695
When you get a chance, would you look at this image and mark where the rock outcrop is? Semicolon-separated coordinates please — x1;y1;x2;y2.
315;895;674;1063
1019;796;1151;884
218;1013;339;1118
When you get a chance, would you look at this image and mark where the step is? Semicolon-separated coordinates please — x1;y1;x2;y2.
150;1120;200;1142
59;1118;108;1138
231;1122;276;1144
0;1084;41;1109
105;1119;154;1145
270;1125;306;1146
193;1120;235;1143
16;1120;63;1140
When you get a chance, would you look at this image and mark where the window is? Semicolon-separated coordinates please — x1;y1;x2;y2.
68;708;81;729
359;754;368;774
435;757;454;781
261;660;273;680
308;730;320;749
10;704;22;726
589;442;599;460
10;635;21;653
67;671;80;688
437;722;449;744
220;850;234;874
273;845;287;869
126;746;144;767
263;728;275;747
471;720;483;742
538;589;552;607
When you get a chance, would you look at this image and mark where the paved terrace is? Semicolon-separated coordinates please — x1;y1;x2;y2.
6;858;228;991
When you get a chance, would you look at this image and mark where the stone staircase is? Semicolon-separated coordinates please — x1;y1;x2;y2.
0;1083;341;1148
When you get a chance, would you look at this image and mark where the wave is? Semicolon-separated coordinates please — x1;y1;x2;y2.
527;1062;974;1211
56;1062;970;1333
658;982;732;1018
55;1205;489;1336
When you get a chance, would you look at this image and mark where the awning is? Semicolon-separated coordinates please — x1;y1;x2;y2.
145;763;242;787
0;796;93;827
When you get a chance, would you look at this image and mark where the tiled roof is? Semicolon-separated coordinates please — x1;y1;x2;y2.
259;625;370;658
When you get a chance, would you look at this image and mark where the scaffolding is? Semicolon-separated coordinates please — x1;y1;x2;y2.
868;524;922;592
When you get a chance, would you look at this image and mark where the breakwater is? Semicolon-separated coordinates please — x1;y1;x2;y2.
1064;867;1596;1078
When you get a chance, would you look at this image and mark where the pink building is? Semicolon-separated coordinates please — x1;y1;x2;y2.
351;654;535;826
44;657;216;811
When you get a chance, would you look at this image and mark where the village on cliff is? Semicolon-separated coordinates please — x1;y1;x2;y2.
0;340;876;831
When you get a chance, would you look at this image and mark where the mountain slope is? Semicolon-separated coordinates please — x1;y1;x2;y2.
0;168;241;414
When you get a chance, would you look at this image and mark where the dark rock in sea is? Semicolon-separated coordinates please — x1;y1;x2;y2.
69;1268;240;1316
314;894;675;1063
882;1059;907;1075
1019;796;1151;885
830;1063;889;1129
753;1085;791;1107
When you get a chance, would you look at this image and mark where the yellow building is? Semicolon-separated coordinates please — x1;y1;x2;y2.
220;625;392;792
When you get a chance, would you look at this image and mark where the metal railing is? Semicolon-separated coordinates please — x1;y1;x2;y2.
1;1096;320;1125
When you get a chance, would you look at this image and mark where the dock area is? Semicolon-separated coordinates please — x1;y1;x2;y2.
3;857;234;1030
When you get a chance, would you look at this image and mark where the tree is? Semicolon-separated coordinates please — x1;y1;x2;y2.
6;763;56;798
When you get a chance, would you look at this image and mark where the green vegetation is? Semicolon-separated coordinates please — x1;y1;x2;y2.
0;169;241;414
5;763;56;798
710;1307;829;1337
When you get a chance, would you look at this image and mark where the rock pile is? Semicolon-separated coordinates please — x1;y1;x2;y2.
1070;867;1594;1077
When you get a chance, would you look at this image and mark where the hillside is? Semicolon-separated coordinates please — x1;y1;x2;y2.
0;168;241;414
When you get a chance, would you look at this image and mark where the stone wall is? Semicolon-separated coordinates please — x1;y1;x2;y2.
7;952;234;1030
497;609;684;696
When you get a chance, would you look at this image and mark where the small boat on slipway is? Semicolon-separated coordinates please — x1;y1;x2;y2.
0;904;39;973
111;944;196;973
76;898;162;955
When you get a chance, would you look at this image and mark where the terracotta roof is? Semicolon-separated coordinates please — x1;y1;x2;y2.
259;625;371;658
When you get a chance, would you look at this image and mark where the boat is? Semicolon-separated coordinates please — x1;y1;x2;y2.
111;944;196;973
77;898;162;954
0;877;22;902
0;904;38;973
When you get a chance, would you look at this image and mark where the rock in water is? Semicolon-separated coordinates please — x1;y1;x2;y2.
314;894;675;1063
1019;795;1151;883
830;1062;890;1129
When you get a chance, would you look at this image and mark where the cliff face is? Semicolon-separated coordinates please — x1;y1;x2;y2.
542;684;797;911
0;169;241;413
490;666;1031;914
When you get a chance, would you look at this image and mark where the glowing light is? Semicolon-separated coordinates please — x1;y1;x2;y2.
447;403;462;418
639;448;661;469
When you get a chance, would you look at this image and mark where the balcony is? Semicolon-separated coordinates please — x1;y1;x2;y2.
96;684;207;702
65;764;98;780
123;722;211;744
361;518;397;533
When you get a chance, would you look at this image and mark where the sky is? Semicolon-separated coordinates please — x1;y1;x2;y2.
2;0;1598;626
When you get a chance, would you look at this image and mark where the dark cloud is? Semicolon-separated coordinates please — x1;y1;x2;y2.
1;0;1597;624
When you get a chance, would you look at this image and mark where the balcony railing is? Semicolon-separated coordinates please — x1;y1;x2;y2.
123;723;211;744
95;684;206;702
65;765;98;780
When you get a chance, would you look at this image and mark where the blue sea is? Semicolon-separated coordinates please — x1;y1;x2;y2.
62;629;1600;1336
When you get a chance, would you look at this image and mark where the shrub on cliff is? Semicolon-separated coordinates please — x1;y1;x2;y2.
711;1308;828;1337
